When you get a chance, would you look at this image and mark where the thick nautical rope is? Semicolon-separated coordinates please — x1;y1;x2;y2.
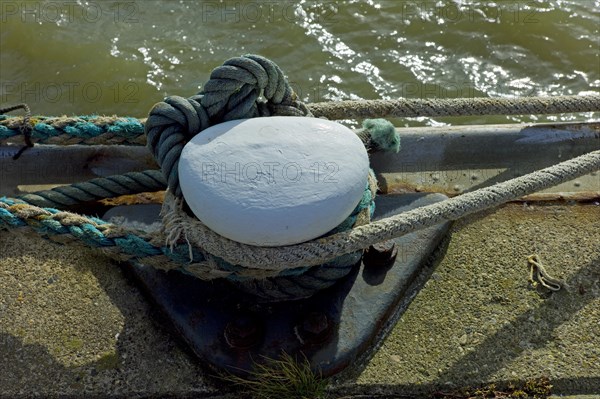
142;55;600;272
0;114;146;146
307;95;600;120
2;95;599;146
142;54;380;288
0;197;200;274
17;170;165;208
2;149;599;275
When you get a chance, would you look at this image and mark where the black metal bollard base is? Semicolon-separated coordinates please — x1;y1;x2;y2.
104;193;451;377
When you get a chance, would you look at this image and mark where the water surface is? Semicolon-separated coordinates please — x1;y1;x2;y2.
1;0;598;126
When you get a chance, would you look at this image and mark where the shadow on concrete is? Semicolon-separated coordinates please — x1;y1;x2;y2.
334;254;600;398
80;258;228;397
0;332;76;399
0;231;227;398
433;255;599;390
333;377;600;398
0;329;226;399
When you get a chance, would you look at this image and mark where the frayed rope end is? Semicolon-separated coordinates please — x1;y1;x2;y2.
362;118;400;153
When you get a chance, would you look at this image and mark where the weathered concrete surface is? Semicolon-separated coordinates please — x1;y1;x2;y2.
0;231;223;398
1;202;599;398
339;203;600;397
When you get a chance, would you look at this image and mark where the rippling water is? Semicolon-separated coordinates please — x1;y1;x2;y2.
1;0;599;126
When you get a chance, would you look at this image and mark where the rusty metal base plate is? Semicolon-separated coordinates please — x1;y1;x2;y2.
108;193;451;377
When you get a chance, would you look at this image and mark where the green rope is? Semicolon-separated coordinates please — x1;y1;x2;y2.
0;179;374;286
12;122;396;210
142;54;380;299
0;55;383;299
1;54;598;298
2;149;598;279
0;196;284;281
0;196;198;268
356;118;400;153
0;114;146;146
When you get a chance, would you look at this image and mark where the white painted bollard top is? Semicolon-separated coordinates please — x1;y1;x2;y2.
178;116;370;246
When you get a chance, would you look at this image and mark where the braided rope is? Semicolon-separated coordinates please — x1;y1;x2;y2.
2;95;598;146
141;55;382;296
142;56;600;274
0;196;273;280
308;95;600;120
17;170;166;208
12;118;393;210
2;54;598;287
0;115;146;145
0;196;185;269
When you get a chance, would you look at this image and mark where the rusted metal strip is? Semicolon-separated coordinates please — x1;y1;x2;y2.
0;145;157;196
372;121;599;195
514;191;600;202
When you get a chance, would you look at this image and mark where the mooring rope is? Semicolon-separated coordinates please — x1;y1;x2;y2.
307;95;600;120
1;95;599;146
0;196;195;270
2;149;598;276
161;149;600;270
1;54;599;285
16;170;166;209
0;114;147;146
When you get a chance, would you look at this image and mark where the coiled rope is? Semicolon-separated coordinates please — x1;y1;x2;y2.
141;54;381;299
144;55;312;197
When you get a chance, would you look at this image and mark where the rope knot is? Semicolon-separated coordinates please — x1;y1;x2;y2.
144;54;311;196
